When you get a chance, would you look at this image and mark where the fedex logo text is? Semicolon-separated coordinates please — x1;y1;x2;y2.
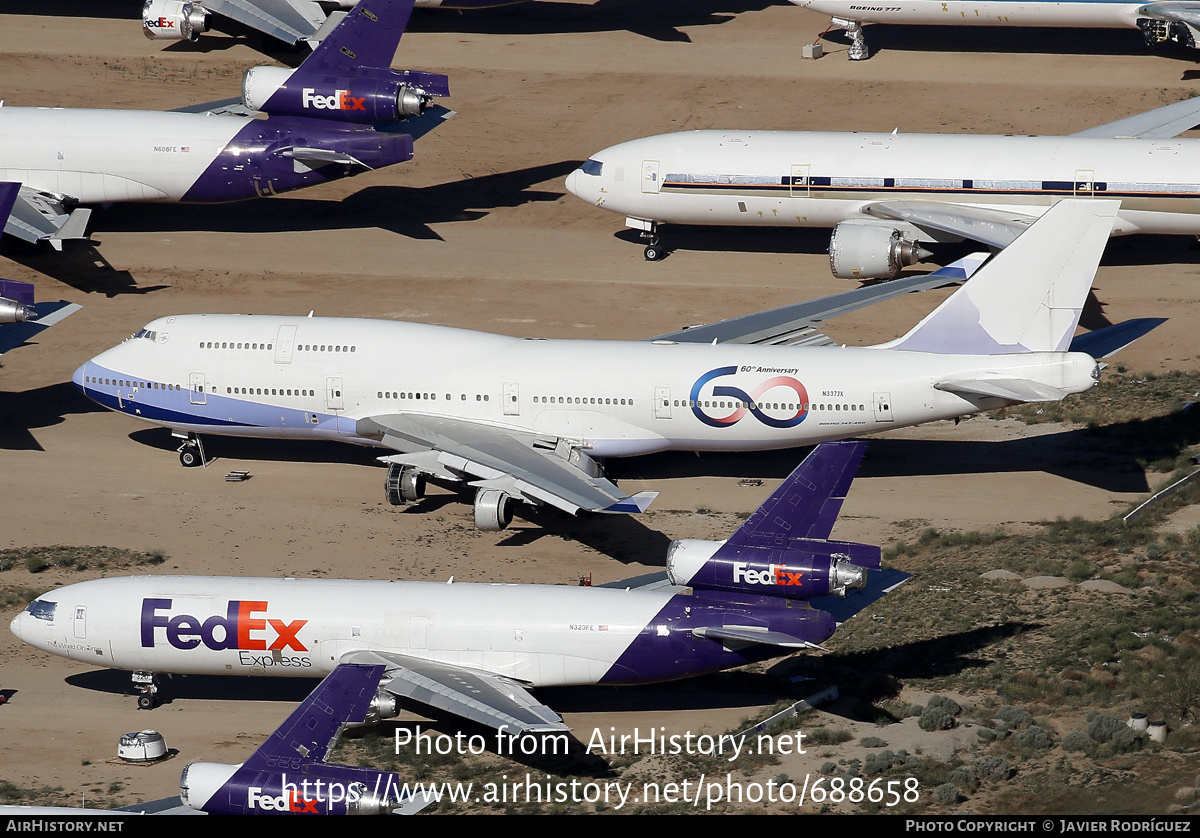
140;598;308;652
247;774;365;813
301;88;367;111
732;562;805;587
149;17;175;29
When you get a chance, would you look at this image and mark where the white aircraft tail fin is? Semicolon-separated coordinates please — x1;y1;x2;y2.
875;199;1119;355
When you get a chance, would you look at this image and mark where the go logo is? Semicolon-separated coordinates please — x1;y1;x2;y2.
689;366;809;429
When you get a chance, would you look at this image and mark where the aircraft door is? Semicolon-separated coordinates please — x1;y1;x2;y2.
654;385;671;419
873;392;894;423
1074;170;1095;198
189;372;207;405
326;377;344;411
274;325;297;364
503;382;520;416
641;160;662;194
789;164;811;198
73;605;86;639
410;616;428;649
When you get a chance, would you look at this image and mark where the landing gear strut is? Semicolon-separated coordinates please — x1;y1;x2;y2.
175;433;208;468
637;221;663;261
832;17;869;60
133;671;159;710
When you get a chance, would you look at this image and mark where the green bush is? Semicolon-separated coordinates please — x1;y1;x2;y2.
927;695;962;716
994;706;1033;729
919;706;956;731
1087;714;1125;743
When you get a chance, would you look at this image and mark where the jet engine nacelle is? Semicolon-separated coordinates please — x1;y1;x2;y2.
666;537;881;599
181;761;408;815
474;489;513;531
243;65;450;124
828;219;932;279
0;297;31;324
142;0;209;41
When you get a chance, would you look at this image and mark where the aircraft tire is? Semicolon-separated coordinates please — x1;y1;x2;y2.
644;244;662;262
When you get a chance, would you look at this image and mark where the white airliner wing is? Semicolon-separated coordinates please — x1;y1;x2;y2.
204;0;329;44
343;650;569;734
358;413;658;516
1071;93;1200;139
649;252;989;345
2;186;92;251
864;200;1036;249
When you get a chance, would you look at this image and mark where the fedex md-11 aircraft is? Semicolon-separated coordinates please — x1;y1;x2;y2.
12;442;898;734
74;201;1143;531
0;0;450;250
566;97;1200;272
793;0;1200;59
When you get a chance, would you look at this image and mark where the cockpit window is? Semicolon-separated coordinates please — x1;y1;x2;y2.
131;329;158;341
24;600;56;622
581;159;603;177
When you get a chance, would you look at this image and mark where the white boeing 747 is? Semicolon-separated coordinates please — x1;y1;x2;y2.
565;97;1200;273
74;201;1143;530
792;0;1200;59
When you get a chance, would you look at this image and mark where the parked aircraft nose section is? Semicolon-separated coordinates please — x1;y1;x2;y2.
565;158;607;204
10;597;57;650
71;361;87;393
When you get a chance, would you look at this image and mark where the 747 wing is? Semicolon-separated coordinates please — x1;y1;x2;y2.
357;413;658;527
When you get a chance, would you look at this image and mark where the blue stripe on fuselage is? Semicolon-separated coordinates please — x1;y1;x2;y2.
75;362;339;434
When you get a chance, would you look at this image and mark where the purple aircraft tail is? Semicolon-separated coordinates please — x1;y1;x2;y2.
302;0;417;74
181;663;435;815
242;663;384;769
666;441;881;601
729;440;867;546
243;0;449;128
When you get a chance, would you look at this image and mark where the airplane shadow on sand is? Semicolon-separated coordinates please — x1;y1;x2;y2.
0;0;777;45
58;621;1027;773
609;404;1200;496
1;244;170;299
0;382;109;451
820;23;1195;60
87;161;582;243
626;226;1200;268
115;404;1200;565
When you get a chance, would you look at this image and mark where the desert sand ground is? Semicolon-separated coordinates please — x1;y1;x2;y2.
1;0;1199;812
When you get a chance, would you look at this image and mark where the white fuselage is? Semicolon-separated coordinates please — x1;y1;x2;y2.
0;108;246;204
75;314;1098;458
8;576;676;686
793;0;1144;29
566;131;1200;238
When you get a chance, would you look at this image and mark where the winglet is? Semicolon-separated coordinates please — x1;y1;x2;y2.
876;199;1119;355
603;491;659;514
